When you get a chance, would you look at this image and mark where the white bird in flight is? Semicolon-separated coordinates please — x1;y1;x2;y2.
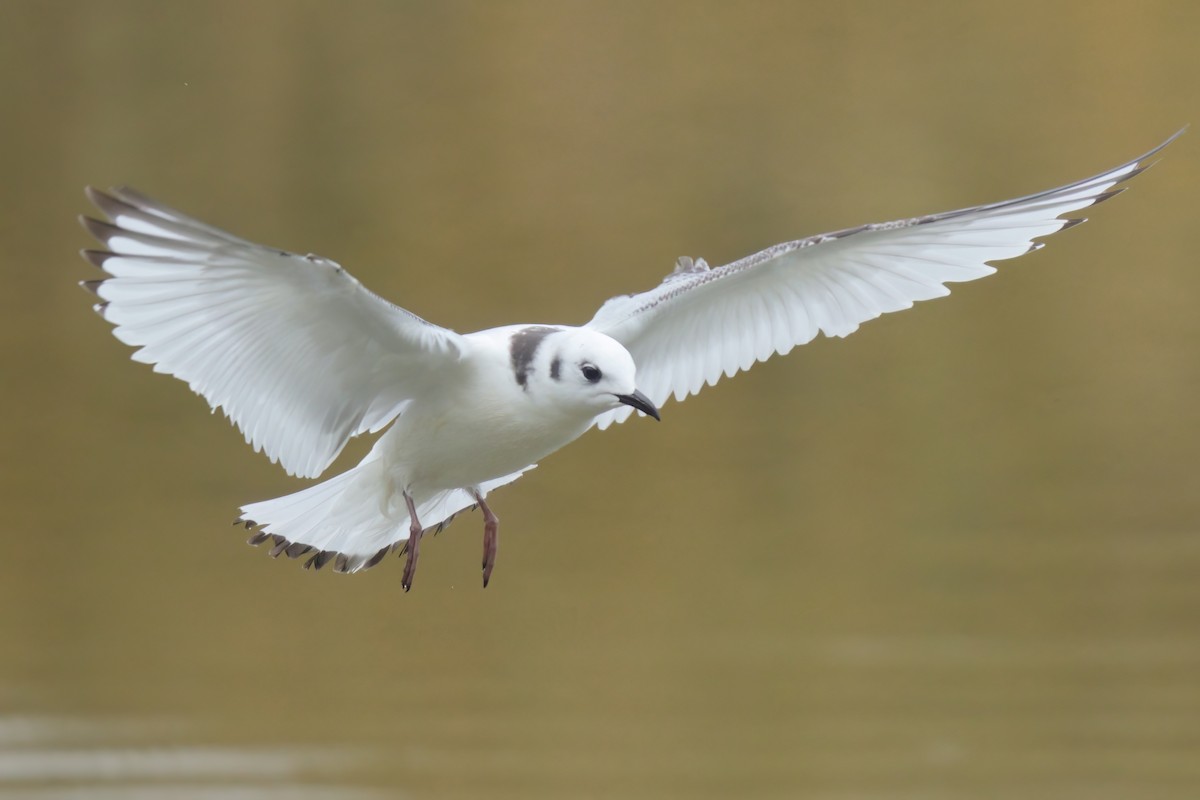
80;132;1180;590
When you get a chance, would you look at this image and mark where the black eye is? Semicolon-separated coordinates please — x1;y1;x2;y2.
581;364;602;383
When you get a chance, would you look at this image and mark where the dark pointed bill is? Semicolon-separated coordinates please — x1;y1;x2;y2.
616;390;660;421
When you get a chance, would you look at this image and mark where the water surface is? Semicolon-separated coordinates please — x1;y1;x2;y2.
2;2;1199;797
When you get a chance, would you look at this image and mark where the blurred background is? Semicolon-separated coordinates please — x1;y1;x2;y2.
2;1;1199;797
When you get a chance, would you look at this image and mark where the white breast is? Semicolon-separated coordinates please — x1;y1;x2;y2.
376;331;594;495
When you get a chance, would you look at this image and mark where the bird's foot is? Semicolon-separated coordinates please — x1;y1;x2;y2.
401;491;423;592
475;491;500;588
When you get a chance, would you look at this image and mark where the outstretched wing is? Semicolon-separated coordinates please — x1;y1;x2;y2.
587;131;1182;429
80;187;465;478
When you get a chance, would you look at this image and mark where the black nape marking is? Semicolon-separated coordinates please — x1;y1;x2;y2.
510;326;558;389
549;356;562;380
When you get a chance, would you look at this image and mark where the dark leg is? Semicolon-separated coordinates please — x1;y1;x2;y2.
474;490;500;588
402;491;423;592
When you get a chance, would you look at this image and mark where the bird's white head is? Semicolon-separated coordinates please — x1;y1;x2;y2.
509;327;660;422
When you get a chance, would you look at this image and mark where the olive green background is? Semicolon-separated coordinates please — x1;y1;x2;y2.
2;1;1199;797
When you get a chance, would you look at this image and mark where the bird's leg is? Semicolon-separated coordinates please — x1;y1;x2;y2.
401;491;423;592
474;490;500;588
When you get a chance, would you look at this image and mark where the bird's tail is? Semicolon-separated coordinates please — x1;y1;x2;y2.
237;453;533;574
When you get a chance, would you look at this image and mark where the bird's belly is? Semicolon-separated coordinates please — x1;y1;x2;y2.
380;400;590;493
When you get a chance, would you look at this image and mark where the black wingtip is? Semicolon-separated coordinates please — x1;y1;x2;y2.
78;279;105;296
1091;187;1126;206
1117;128;1188;177
79;215;119;244
1157;125;1188;150
80;249;112;269
108;186;161;210
84;185;113;210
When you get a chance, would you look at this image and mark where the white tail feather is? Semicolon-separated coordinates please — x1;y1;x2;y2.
239;454;534;573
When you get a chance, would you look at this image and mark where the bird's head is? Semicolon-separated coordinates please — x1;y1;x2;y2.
517;328;659;422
